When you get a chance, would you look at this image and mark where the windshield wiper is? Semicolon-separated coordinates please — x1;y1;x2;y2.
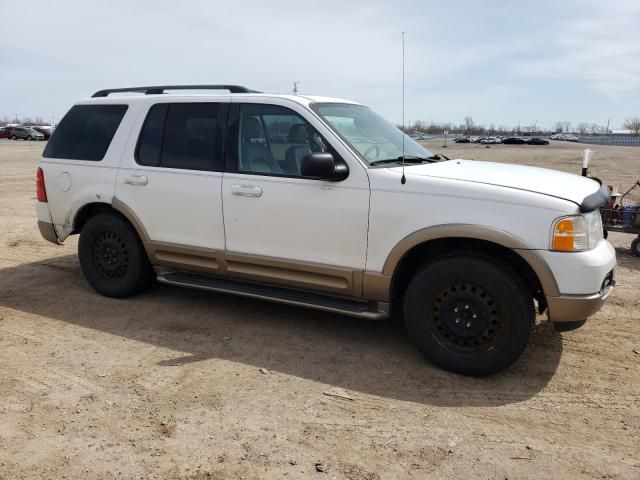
370;154;444;166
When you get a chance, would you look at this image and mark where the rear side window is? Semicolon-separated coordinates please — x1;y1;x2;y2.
43;104;128;161
136;103;225;171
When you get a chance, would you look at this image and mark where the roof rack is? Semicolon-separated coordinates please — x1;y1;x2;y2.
91;85;260;97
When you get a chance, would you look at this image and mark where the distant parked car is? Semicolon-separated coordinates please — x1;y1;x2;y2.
32;127;53;140
0;127;11;139
10;127;45;141
454;137;470;143
503;137;526;144
526;137;549;145
480;137;502;144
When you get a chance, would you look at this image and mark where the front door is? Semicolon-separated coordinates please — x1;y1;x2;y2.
221;101;370;297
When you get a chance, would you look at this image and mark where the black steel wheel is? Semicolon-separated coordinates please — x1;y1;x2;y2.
78;213;153;298
92;231;130;280
431;282;502;353
404;253;534;376
631;236;640;257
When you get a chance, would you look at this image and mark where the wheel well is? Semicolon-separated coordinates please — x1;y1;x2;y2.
390;238;545;313
73;203;129;235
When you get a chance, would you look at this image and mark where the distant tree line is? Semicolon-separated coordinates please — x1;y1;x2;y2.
403;117;640;136
0;115;51;126
624;117;640;135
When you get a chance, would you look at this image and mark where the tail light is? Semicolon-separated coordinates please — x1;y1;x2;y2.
36;167;47;202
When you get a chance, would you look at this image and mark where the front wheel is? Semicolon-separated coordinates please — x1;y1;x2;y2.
10;135;16;140
631;237;640;257
26;136;32;141
404;253;534;376
78;213;154;298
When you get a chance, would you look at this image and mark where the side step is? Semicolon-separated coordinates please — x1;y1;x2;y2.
157;271;388;320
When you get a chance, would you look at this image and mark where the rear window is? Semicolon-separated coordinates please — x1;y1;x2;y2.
43;104;128;161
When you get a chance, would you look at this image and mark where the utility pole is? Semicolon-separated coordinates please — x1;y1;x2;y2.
292;81;299;94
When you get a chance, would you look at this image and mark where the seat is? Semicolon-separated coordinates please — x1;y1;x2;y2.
240;117;282;174
283;124;311;175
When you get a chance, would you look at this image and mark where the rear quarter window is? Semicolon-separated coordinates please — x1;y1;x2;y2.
43;104;128;161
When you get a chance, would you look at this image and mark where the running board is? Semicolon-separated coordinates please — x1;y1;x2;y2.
157;271;388;320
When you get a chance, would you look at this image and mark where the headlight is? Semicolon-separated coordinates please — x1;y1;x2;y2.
551;211;602;251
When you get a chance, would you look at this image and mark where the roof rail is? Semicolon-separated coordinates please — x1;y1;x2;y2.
91;85;260;97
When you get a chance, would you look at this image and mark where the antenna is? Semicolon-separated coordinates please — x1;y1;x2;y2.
293;81;299;94
401;32;406;185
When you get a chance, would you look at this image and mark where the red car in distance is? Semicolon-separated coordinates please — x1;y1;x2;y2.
0;127;12;139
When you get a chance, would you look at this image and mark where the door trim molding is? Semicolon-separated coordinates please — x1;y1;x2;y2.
224;251;363;297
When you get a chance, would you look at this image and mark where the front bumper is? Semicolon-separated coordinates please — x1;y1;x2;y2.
546;268;614;324
540;239;616;326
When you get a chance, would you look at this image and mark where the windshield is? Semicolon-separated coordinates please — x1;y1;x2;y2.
311;103;433;165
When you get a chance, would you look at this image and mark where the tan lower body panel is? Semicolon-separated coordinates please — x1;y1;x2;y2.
145;241;225;275
546;285;612;323
224;252;364;297
144;242;371;299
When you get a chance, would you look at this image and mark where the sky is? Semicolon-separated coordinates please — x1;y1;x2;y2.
1;0;639;130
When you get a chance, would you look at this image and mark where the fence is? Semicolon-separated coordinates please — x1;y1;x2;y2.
577;135;640;147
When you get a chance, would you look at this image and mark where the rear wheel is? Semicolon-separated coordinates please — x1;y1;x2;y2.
78;213;154;298
404;253;534;376
10;135;16;140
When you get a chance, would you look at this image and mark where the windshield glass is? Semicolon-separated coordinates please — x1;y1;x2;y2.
311;103;433;165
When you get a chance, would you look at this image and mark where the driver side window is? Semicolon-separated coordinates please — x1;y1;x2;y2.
237;104;331;177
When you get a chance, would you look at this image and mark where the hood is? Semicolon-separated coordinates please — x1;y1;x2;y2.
390;159;600;205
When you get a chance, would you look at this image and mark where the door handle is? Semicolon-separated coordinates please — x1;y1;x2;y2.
231;184;263;198
124;175;148;186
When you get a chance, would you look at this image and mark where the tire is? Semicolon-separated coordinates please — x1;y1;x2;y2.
404;253;534;376
26;136;32;141
78;213;154;298
631;237;640;257
10;135;16;140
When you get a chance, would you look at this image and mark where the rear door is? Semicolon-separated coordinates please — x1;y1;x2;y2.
115;98;229;274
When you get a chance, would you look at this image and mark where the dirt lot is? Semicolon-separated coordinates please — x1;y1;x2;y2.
1;139;639;479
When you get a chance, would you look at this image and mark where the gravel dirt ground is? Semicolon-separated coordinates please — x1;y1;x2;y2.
0;138;638;479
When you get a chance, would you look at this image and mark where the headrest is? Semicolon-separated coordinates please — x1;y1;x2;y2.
243;117;262;139
288;123;308;143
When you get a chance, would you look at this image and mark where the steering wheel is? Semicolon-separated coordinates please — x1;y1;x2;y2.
363;145;380;160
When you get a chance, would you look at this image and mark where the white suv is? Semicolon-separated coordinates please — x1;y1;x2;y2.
36;85;616;376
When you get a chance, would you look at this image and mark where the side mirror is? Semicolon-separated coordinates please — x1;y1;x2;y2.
300;152;348;181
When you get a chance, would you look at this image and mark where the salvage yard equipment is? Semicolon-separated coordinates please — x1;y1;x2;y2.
600;181;640;256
